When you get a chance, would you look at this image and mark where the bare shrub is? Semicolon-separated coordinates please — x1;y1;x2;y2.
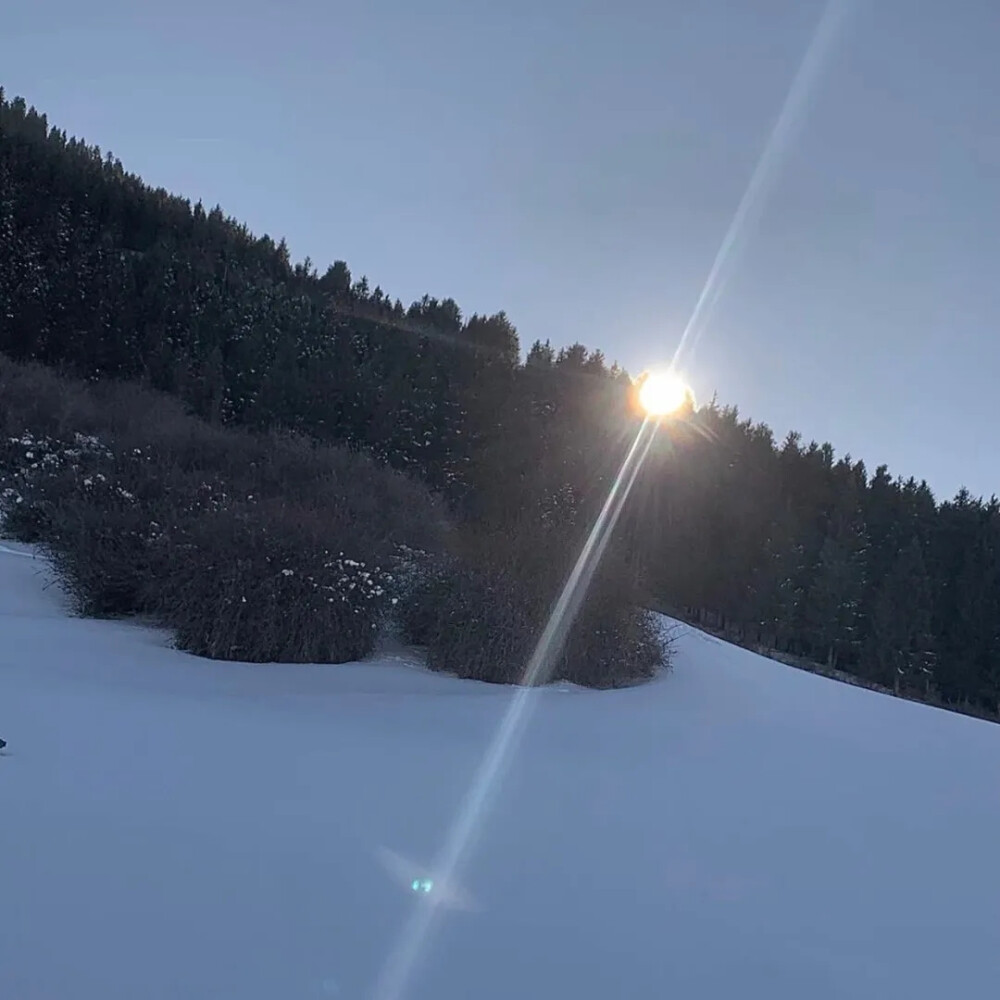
401;557;538;682
2;354;661;684
0;355;445;662
401;526;669;687
148;501;396;662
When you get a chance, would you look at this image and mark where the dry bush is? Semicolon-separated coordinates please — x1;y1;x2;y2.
401;557;538;682
401;525;668;687
561;591;664;688
149;501;397;663
0;355;445;662
37;471;163;617
1;355;663;684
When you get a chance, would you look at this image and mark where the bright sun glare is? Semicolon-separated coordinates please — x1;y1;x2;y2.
638;370;691;416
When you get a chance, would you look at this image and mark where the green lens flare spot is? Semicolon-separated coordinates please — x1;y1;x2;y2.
411;878;434;894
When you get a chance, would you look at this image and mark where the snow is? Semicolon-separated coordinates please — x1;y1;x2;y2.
2;541;1000;999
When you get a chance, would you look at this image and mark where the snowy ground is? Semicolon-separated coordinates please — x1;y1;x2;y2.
2;541;1000;1000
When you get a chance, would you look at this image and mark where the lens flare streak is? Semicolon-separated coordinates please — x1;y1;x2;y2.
371;417;660;1000
672;0;856;370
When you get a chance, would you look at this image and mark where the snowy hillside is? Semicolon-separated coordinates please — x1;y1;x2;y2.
2;541;999;1000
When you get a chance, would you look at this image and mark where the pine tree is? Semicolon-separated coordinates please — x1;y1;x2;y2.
871;537;935;695
803;499;867;670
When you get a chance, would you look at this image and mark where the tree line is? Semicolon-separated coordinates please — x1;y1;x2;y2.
1;89;998;714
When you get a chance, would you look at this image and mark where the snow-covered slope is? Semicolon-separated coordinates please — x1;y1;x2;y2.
2;541;999;999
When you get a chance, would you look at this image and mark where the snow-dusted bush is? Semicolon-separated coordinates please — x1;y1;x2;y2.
1;356;659;681
561;602;664;688
393;546;453;647
0;430;113;541
401;529;669;688
400;557;537;682
0;357;445;661
151;504;400;662
0;435;230;616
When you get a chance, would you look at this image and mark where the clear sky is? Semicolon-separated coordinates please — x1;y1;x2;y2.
4;0;999;500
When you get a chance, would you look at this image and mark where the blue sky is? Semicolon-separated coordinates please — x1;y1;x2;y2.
4;0;999;500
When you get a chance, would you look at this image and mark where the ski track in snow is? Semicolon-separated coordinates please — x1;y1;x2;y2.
2;540;1000;998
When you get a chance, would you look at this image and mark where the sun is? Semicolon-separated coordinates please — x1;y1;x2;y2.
637;370;691;417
